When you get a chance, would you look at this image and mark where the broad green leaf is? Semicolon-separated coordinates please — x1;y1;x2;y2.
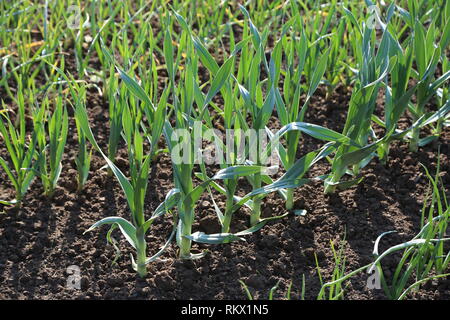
202;56;234;115
116;66;154;110
84;217;138;250
186;231;244;244
308;48;330;97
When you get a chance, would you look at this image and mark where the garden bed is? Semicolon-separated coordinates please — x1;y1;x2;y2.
1;0;449;301
1;85;448;299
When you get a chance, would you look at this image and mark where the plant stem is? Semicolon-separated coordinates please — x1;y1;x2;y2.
379;141;389;165
250;200;261;226
324;183;336;195
178;162;194;258
286;131;300;210
14;194;23;208
179;201;194;259
222;195;234;233
286;188;294;210
409;127;420;152
324;170;343;194
352;163;360;176
250;173;262;226
45;187;55;199
179;217;192;259
136;229;147;277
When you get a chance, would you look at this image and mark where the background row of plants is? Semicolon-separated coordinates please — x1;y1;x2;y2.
0;0;449;297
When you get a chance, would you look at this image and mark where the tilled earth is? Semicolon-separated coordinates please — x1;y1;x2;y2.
0;83;449;300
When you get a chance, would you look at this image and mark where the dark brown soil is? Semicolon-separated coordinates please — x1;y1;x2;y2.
0;81;449;300
1;5;449;299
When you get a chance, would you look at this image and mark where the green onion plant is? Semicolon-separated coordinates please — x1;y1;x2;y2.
0;81;39;206
33;90;69;198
